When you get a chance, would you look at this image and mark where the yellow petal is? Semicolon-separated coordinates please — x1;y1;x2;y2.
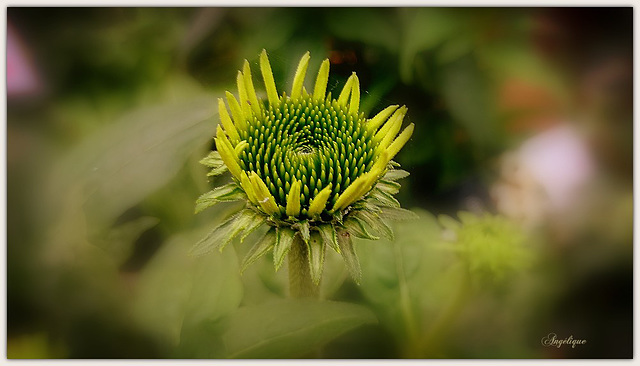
215;127;242;180
331;172;370;212
375;106;407;142
250;172;279;215
377;110;405;151
337;73;355;107
260;49;279;105
236;71;253;120
360;153;389;195
218;98;240;142
367;105;399;132
291;51;310;100
225;91;247;131
386;123;415;161
243;60;261;115
307;184;333;217
313;59;330;101
371;150;390;173
348;74;360;115
240;171;259;205
285;179;302;216
234;140;248;156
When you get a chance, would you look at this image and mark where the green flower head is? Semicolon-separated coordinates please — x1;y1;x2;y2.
439;212;534;282
194;50;415;285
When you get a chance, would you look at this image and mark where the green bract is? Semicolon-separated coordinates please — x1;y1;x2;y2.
194;50;415;285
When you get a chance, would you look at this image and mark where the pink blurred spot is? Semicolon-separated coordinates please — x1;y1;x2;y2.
7;23;40;97
518;124;594;210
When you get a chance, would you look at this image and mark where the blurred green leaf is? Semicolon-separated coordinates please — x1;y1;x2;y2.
222;299;377;358
441;56;500;150
134;227;243;348
435;35;473;65
399;8;461;82
46;93;218;233
96;216;159;265
358;209;453;353
326;8;399;52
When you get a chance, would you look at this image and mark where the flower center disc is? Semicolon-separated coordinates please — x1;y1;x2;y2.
237;95;377;214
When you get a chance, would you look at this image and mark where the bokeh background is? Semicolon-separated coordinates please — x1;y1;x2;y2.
7;7;633;359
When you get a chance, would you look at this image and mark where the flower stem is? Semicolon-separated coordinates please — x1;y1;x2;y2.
288;236;319;298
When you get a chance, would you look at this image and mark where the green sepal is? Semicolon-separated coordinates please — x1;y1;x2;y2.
195;183;247;214
354;209;394;240
190;209;257;256
360;200;382;214
297;220;311;244
332;210;345;225
343;216;380;240
375;179;401;195
239;212;267;242
200;151;229;177
368;188;400;208
240;228;276;273
383;168;410;181
317;223;340;254
336;229;361;284
307;231;326;285
206;164;229;177
379;206;418;221
273;227;296;271
199;150;224;168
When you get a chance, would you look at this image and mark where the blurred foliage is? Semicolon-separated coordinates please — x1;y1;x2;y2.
7;7;632;359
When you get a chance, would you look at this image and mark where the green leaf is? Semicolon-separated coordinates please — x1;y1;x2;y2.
222;299;377;358
354;209;394;241
379;206;419;221
307;232;326;285
194;183;247;214
337;229;361;284
376;179;401;195
317;223;340;254
383;168;410;181
241;228;276;273
368;188;400;208
190;209;257;256
343;216;380;240
273;227;296;271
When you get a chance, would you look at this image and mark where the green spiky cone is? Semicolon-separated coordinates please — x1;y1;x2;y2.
193;50;416;288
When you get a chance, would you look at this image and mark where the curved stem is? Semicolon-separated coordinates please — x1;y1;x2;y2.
288;236;319;298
